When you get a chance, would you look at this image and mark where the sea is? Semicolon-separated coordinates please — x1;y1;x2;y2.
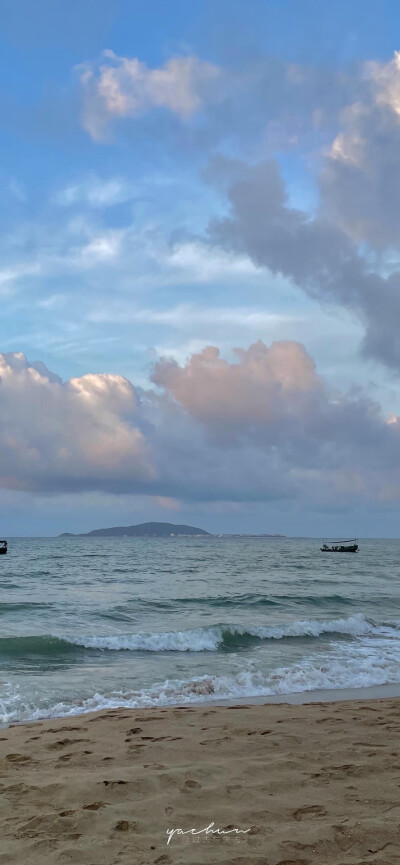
1;536;400;724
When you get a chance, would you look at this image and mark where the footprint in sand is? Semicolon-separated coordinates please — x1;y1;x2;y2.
47;738;89;750
83;802;107;811
184;779;201;789
59;810;76;817
199;736;232;746
46;726;86;733
3;782;35;797
135;715;165;722
276;860;310;865
114;820;137;831
5;754;31;763
292;805;327;821
226;784;242;794
102;780;127;787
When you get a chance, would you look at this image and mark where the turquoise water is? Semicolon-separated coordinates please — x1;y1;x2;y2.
1;536;400;722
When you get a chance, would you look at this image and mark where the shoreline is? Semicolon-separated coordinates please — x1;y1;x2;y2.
209;680;400;707
6;681;400;729
2;694;400;864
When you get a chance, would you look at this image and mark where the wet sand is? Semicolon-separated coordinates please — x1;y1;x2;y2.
1;697;400;864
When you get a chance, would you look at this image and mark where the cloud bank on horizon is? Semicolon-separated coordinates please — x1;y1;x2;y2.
3;0;400;532
1;344;400;514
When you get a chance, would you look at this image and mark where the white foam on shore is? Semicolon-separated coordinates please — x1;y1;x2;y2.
4;629;400;724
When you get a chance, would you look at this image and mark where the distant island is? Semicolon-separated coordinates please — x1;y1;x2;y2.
59;521;211;538
59;522;285;538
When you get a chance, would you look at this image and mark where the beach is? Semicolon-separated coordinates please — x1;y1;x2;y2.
2;697;400;865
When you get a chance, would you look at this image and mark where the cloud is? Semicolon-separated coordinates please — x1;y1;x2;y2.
54;175;134;208
0;353;152;493
152;340;323;441
150;339;400;507
1;342;400;509
89;302;295;331
321;51;400;248
79;51;222;140
151;338;392;468
207;154;400;371
200;53;400;372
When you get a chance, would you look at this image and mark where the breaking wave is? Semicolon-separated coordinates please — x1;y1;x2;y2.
3;641;400;724
0;614;388;656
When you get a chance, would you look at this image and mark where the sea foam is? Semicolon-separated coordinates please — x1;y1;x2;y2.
62;613;376;652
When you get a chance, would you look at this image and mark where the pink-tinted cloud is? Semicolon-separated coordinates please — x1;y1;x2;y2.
1;344;400;508
152;340;323;439
79;51;222;140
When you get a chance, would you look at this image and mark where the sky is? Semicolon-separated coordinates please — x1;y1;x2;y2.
2;0;400;535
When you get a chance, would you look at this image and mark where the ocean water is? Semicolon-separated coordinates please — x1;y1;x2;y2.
1;536;400;724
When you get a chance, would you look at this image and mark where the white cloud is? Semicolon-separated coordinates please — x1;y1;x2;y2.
88;302;294;329
54;175;134;208
366;50;400;117
0;262;42;294
79;50;222;140
0;353;153;492
163;241;260;282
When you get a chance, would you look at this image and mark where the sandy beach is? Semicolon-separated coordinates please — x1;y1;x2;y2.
1;698;400;865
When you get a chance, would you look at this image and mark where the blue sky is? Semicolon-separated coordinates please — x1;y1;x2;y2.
2;0;400;535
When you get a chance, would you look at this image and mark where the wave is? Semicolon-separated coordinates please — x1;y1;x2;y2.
62;614;379;651
102;592;358;615
0;614;384;657
0;635;82;657
0;602;52;614
99;594;282;617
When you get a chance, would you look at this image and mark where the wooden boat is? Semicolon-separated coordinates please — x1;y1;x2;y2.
321;538;358;553
0;540;7;555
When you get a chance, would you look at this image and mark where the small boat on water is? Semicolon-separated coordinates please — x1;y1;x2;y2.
0;540;7;555
321;538;358;553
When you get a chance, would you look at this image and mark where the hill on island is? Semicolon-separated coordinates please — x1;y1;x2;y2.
60;522;211;538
